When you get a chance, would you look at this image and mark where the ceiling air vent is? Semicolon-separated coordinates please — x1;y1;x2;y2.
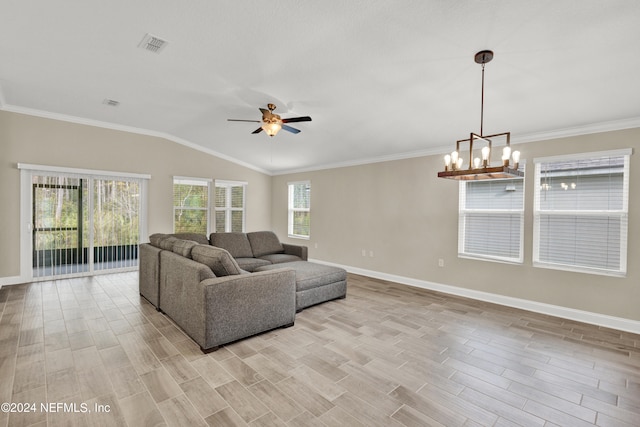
138;33;168;53
102;99;120;107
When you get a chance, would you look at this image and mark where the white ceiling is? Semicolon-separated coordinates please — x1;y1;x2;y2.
1;1;639;174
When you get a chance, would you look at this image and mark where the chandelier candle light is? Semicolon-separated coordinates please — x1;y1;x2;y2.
438;50;523;180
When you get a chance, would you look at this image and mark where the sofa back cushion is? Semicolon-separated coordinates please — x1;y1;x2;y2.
171;233;209;245
149;233;168;247
158;236;179;251
191;245;242;276
209;232;254;258
171;239;199;258
247;231;284;258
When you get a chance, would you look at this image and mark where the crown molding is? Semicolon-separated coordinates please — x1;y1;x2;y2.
272;117;640;175
272;147;447;176
2;103;638;177
0;104;272;176
512;116;640;144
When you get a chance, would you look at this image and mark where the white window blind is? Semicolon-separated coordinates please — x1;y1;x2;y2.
173;177;211;235
533;149;631;277
288;181;311;239
215;180;246;233
459;173;525;263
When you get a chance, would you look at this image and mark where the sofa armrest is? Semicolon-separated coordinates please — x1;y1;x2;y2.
139;243;162;307
282;243;308;261
159;251;215;346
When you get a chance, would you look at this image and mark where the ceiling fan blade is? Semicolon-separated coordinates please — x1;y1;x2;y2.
252;127;263;134
282;116;312;123
228;119;260;123
282;125;301;134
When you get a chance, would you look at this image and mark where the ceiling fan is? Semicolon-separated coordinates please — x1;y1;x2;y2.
227;103;312;137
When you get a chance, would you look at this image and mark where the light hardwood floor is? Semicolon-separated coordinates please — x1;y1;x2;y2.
1;272;639;426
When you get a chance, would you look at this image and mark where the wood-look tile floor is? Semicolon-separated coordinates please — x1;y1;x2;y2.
1;272;639;426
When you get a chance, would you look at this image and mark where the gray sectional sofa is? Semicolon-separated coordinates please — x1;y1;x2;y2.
139;231;347;352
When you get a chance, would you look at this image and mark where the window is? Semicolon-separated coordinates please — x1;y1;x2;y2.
215;180;246;232
288;181;311;239
173;177;211;235
533;149;631;277
458;174;525;263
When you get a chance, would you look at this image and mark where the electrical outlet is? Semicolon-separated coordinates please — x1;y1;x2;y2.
362;249;366;257
369;250;374;257
314;243;318;249
438;258;445;267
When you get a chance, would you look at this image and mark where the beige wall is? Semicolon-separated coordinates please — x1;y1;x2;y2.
2;109;638;322
272;128;640;321
0;110;272;278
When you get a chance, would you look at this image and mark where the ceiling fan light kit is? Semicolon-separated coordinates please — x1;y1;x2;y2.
437;50;523;181
228;103;312;138
262;121;282;137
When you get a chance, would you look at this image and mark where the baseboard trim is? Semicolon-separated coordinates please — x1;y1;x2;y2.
309;259;640;335
0;276;23;287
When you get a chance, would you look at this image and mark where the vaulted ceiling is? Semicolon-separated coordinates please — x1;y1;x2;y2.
1;1;639;174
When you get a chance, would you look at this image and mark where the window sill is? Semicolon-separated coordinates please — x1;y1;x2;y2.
459;253;523;265
533;261;626;278
288;234;310;240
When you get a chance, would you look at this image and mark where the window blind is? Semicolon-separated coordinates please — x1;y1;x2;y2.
459;175;525;263
533;150;630;276
215;180;246;233
288;181;311;238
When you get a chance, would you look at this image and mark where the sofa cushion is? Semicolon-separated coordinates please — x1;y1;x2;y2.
149;233;168;247
247;231;284;258
191;245;242;277
255;261;347;292
209;232;254;258
171;239;199;258
234;257;272;273
159;236;179;251
259;253;303;264
171;233;210;245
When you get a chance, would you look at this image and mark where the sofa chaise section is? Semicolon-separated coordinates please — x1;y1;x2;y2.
159;246;296;352
255;261;347;311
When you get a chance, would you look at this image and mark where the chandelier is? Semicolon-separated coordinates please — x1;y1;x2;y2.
437;50;523;180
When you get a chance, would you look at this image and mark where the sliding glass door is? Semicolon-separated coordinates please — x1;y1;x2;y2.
92;178;141;272
22;165;148;281
32;175;88;277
